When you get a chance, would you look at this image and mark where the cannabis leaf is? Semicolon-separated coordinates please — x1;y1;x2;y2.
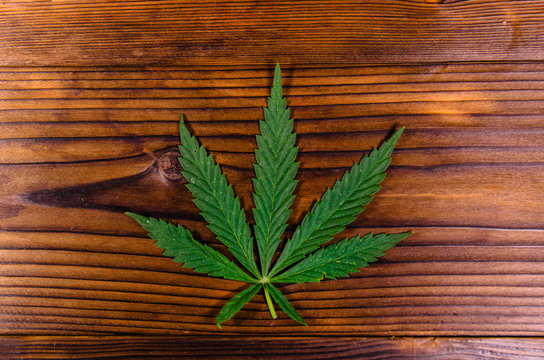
126;64;410;328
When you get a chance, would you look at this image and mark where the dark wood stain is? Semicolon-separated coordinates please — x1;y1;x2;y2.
4;337;544;359
3;64;544;338
2;1;544;66
3;0;544;357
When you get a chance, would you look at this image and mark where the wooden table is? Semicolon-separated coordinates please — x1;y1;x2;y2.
2;1;544;358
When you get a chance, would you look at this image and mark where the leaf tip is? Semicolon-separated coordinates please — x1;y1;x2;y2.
272;64;283;99
389;126;405;144
125;211;148;225
178;114;192;143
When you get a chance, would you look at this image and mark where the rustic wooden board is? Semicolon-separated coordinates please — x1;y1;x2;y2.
4;336;544;359
3;0;544;354
2;0;544;66
2;64;544;337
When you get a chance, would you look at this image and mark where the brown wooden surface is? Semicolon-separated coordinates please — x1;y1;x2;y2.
2;0;544;66
3;0;544;357
3;64;544;337
4;336;544;359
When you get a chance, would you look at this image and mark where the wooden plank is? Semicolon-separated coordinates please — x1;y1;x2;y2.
2;63;544;335
2;1;544;66
3;336;544;359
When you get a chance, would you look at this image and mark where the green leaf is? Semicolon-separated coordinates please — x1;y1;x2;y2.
216;283;262;328
272;232;411;283
125;64;407;327
177;116;260;279
252;64;299;276
264;283;307;326
269;128;404;277
125;212;257;283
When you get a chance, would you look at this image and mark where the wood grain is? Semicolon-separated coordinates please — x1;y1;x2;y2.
2;0;544;66
4;336;544;359
2;63;544;336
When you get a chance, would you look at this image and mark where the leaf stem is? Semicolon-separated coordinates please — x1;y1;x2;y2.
263;284;277;319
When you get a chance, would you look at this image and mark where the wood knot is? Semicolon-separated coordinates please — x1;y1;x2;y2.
157;151;184;182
